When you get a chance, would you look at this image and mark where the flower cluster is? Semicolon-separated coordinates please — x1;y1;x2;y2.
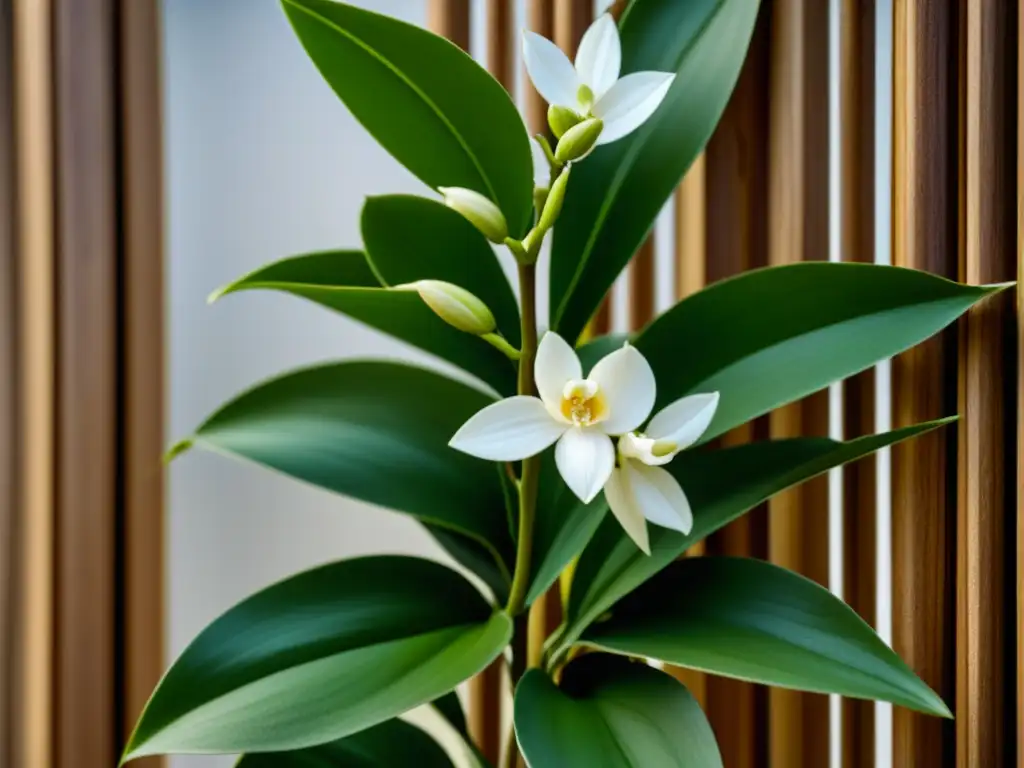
451;332;718;554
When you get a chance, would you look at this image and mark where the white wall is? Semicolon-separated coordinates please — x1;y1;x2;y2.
163;2;452;765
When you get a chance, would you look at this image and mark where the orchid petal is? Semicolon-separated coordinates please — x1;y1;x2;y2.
588;344;655;435
523;30;580;108
626;461;693;534
535;331;582;417
449;396;564;461
604;467;650;555
574;14;621;100
591;71;675;144
555;427;615;504
647;392;720;451
531;137;551;188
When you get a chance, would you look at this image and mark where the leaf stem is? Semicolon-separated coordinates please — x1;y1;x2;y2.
505;261;540;618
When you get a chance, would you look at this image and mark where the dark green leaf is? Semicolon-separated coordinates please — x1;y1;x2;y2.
514;655;721;768
213;250;516;395
562;419;954;650
584;557;950;716
551;0;760;340
361;195;520;345
282;0;533;235
178;361;514;595
236;718;455;767
123;557;512;760
430;691;468;743
635;263;1005;441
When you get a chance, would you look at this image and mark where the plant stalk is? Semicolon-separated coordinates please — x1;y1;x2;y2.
505;262;540;618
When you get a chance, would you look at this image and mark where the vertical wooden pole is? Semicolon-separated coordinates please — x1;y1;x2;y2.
11;0;55;765
119;1;166;763
892;1;958;765
52;0;119;763
839;2;877;767
488;0;514;95
428;0;470;51
958;0;1016;765
0;1;14;761
766;1;830;765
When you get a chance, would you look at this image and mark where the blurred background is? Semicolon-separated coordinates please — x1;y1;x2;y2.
5;0;1022;767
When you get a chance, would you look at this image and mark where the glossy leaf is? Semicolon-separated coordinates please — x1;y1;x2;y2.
282;0;533;235
514;655;721;767
584;557;950;716
551;0;760;341
236;718;455;767
175;361;514;597
561;419;954;650
635;263;1005;441
361;195;520;345
214;250;515;395
123;557;512;760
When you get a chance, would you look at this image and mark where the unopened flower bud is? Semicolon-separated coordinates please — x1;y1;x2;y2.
548;104;583;139
536;166;571;233
397;280;496;335
438;187;508;243
555;118;604;164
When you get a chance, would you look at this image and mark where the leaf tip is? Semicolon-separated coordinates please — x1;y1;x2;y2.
164;438;195;463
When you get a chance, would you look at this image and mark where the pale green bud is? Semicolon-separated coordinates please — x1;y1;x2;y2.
397;280;496;335
548;104;583;139
536;166;571;233
438;186;508;243
555;118;604;164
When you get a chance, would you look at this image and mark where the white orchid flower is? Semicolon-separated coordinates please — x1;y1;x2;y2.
523;14;675;146
605;392;720;555
449;332;655;504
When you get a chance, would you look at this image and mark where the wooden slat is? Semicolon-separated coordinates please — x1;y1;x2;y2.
428;0;470;51
554;0;590;60
11;0;55;764
676;154;707;300
766;1;830;765
119;1;165;763
53;0;118;764
839;2;876;767
526;0;554;132
0;0;15;761
1018;1;1024;762
488;0;514;93
629;239;655;330
700;8;772;765
892;1;958;765
958;0;1016;765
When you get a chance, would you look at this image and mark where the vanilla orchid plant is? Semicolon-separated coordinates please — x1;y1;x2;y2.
123;3;1005;767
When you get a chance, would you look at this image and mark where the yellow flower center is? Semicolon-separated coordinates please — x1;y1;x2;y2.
560;379;607;427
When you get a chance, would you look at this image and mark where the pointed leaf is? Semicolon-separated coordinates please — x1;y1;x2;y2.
178;361;514;597
214;250;515;395
361;195;520;345
282;0;533;235
551;0;760;340
236;718;456;767
584;557;950;716
514;655;721;768
635;263;1005;441
562;419;954;649
123;557;512;760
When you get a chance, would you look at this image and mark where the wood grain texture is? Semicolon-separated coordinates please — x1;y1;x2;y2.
892;1;958;765
0;1;15;761
957;1;1017;765
119;1;166;764
10;0;56;764
488;0;514;91
839;2;877;766
428;0;470;50
53;0;118;763
766;1;830;765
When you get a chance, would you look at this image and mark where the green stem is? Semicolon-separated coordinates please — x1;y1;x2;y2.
505;262;540;618
481;332;521;361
